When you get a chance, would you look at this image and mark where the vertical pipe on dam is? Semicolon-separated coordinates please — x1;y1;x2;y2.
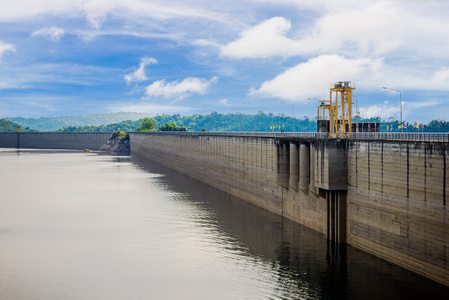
327;190;348;244
276;142;290;189
338;191;347;243
300;143;310;194
289;143;299;191
328;191;336;242
309;143;317;195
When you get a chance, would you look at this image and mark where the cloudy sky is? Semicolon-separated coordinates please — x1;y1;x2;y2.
1;0;448;122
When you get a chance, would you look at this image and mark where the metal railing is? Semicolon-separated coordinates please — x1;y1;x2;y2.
130;131;323;139
130;131;449;142
350;132;449;142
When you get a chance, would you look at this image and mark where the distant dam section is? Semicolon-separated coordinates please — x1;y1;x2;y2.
0;132;112;150
130;131;449;287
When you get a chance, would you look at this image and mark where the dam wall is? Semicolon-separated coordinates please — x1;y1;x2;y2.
0;132;112;150
130;132;449;286
2;130;446;285
347;140;449;285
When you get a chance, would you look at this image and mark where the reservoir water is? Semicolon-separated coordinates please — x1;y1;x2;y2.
1;148;448;299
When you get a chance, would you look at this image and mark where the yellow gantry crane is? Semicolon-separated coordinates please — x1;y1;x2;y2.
317;81;355;138
317;100;330;123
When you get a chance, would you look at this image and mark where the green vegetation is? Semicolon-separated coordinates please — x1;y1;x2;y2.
425;120;449;132
158;123;187;131
110;131;129;141
0;119;33;132
7;112;150;131
57;119;142;132
135;118;186;132
136;118;157;132
143;112;317;132
9;112;315;132
5;112;449;133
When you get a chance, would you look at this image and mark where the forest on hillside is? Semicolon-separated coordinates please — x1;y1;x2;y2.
3;112;449;133
55;112;317;132
6;112;150;131
0;119;33;132
54;113;449;133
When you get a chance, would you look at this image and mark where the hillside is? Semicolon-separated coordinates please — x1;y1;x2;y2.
7;112;151;131
0;119;32;132
56;112;317;132
5;112;447;133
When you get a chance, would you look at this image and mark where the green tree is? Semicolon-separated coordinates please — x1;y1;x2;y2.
110;131;129;141
136;118;157;131
0;119;34;132
158;123;188;131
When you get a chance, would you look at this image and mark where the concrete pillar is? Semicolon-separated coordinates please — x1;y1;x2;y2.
300;143;310;194
276;142;290;189
338;191;347;243
289;142;299;191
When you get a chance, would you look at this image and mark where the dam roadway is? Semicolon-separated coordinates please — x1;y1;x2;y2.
0;131;448;286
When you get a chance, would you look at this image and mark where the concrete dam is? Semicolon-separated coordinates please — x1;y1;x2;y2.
0;132;112;150
1;130;448;286
130;131;449;287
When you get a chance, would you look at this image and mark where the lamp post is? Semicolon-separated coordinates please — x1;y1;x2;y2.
383;87;402;132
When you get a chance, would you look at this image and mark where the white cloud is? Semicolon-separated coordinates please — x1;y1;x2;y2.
0;62;119;90
221;17;307;59
251;55;382;101
377;65;449;92
359;98;440;120
218;98;229;106
406;100;440;110
428;67;449;89
0;41;16;59
359;101;399;119
194;38;221;49
221;2;449;59
31;26;65;42
124;57;158;84
0;0;229;29
245;0;373;11
145;76;218;99
3;0;449;121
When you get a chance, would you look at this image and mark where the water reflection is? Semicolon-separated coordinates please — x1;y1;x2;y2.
1;148;448;300
131;153;449;300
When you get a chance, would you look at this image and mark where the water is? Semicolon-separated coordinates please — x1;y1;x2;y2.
0;148;448;300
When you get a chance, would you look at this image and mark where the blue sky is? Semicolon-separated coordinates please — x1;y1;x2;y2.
1;0;449;123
